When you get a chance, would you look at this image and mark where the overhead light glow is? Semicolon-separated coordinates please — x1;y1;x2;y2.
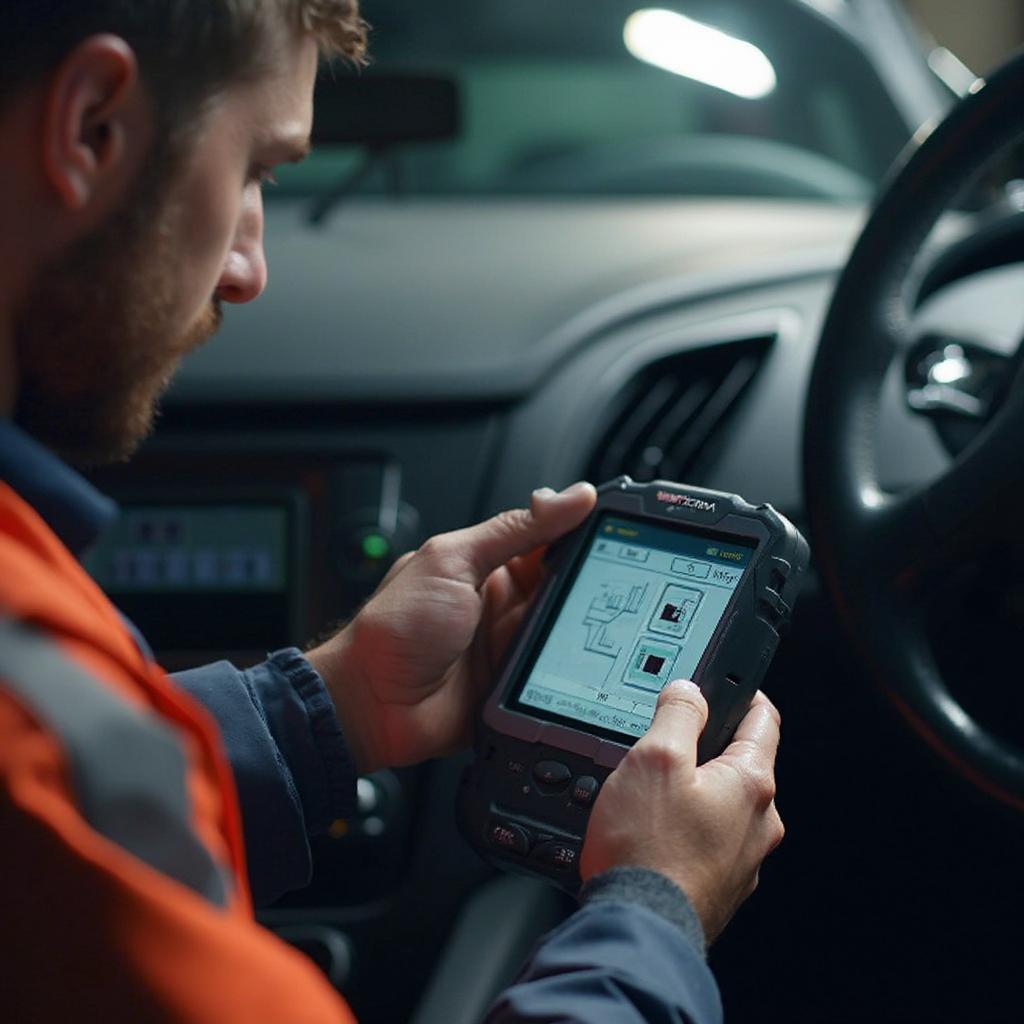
624;8;777;100
795;0;846;18
927;46;980;98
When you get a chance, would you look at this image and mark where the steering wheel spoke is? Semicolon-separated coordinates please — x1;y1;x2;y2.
875;377;1024;598
922;377;1024;547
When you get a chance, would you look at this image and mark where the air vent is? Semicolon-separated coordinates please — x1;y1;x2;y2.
587;335;773;484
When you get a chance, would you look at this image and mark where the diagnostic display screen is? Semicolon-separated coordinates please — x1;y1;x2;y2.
508;513;756;742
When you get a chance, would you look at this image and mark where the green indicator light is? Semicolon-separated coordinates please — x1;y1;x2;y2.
361;533;391;561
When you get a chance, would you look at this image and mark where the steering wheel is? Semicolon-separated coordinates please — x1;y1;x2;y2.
803;51;1024;806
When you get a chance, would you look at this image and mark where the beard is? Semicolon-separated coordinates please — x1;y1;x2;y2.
13;162;223;468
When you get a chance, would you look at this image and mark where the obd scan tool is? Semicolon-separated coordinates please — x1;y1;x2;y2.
458;476;809;892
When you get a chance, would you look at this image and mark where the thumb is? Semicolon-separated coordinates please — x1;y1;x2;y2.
633;679;709;776
430;481;596;587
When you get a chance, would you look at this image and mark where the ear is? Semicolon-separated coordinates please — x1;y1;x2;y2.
41;34;146;211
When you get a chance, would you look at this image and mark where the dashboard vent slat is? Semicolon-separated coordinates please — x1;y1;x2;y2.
587;335;774;486
593;376;678;483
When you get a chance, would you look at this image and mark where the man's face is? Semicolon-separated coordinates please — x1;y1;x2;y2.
14;32;318;467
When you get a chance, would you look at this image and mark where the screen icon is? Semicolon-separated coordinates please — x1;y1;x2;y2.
624;638;681;692
647;583;703;640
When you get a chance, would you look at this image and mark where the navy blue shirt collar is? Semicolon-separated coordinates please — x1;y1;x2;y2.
0;419;118;558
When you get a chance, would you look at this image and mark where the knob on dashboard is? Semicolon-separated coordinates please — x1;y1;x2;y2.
327;460;421;594
331;501;420;582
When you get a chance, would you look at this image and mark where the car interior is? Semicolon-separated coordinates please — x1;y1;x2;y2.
82;1;1024;1020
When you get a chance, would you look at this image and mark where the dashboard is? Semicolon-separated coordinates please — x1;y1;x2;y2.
92;198;875;662
81;187;1024;1022
91;198;977;650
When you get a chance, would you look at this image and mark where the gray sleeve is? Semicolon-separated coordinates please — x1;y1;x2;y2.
485;869;721;1024
580;866;707;956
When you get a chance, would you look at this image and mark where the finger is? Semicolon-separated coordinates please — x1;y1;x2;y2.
765;802;785;853
481;549;547;618
715;694;781;775
425;482;596;588
488;602;530;666
744;690;781;729
478;548;542;621
730;691;781;752
635;679;709;772
503;546;547;601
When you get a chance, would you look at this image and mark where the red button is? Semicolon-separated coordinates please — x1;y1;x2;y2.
571;776;599;807
533;840;579;871
488;821;530;855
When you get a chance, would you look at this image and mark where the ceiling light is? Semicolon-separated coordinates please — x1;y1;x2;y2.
624;8;777;100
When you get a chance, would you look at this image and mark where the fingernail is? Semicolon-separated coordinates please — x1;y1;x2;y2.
558;481;592;497
662;679;699;698
532;486;556;501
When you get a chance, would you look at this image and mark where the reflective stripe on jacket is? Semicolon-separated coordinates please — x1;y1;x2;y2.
0;480;355;1022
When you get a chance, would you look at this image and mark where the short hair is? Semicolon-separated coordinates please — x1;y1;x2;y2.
2;1;367;130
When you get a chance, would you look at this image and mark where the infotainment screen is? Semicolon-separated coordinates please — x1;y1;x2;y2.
508;514;756;741
85;505;289;593
84;502;297;652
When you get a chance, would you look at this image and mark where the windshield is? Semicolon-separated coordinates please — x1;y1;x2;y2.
275;0;915;203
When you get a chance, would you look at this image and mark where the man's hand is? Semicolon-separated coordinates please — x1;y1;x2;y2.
580;681;784;944
306;482;597;774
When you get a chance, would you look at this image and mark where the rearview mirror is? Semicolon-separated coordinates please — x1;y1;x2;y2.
312;72;461;148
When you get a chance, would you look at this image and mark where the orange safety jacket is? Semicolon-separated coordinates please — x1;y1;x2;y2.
0;478;357;1021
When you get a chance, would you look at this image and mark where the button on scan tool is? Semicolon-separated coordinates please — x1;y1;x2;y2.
571;776;599;808
532;840;580;871
532;760;572;792
488;820;531;856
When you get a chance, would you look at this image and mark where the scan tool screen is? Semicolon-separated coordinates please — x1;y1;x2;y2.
508;514;756;742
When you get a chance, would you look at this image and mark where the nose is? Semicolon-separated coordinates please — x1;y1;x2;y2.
216;184;267;304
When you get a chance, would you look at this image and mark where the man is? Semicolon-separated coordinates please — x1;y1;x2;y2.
0;2;784;1021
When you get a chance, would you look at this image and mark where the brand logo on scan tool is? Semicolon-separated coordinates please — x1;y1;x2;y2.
656;490;716;513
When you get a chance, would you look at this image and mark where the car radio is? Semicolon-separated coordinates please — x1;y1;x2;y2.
457;476;808;891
